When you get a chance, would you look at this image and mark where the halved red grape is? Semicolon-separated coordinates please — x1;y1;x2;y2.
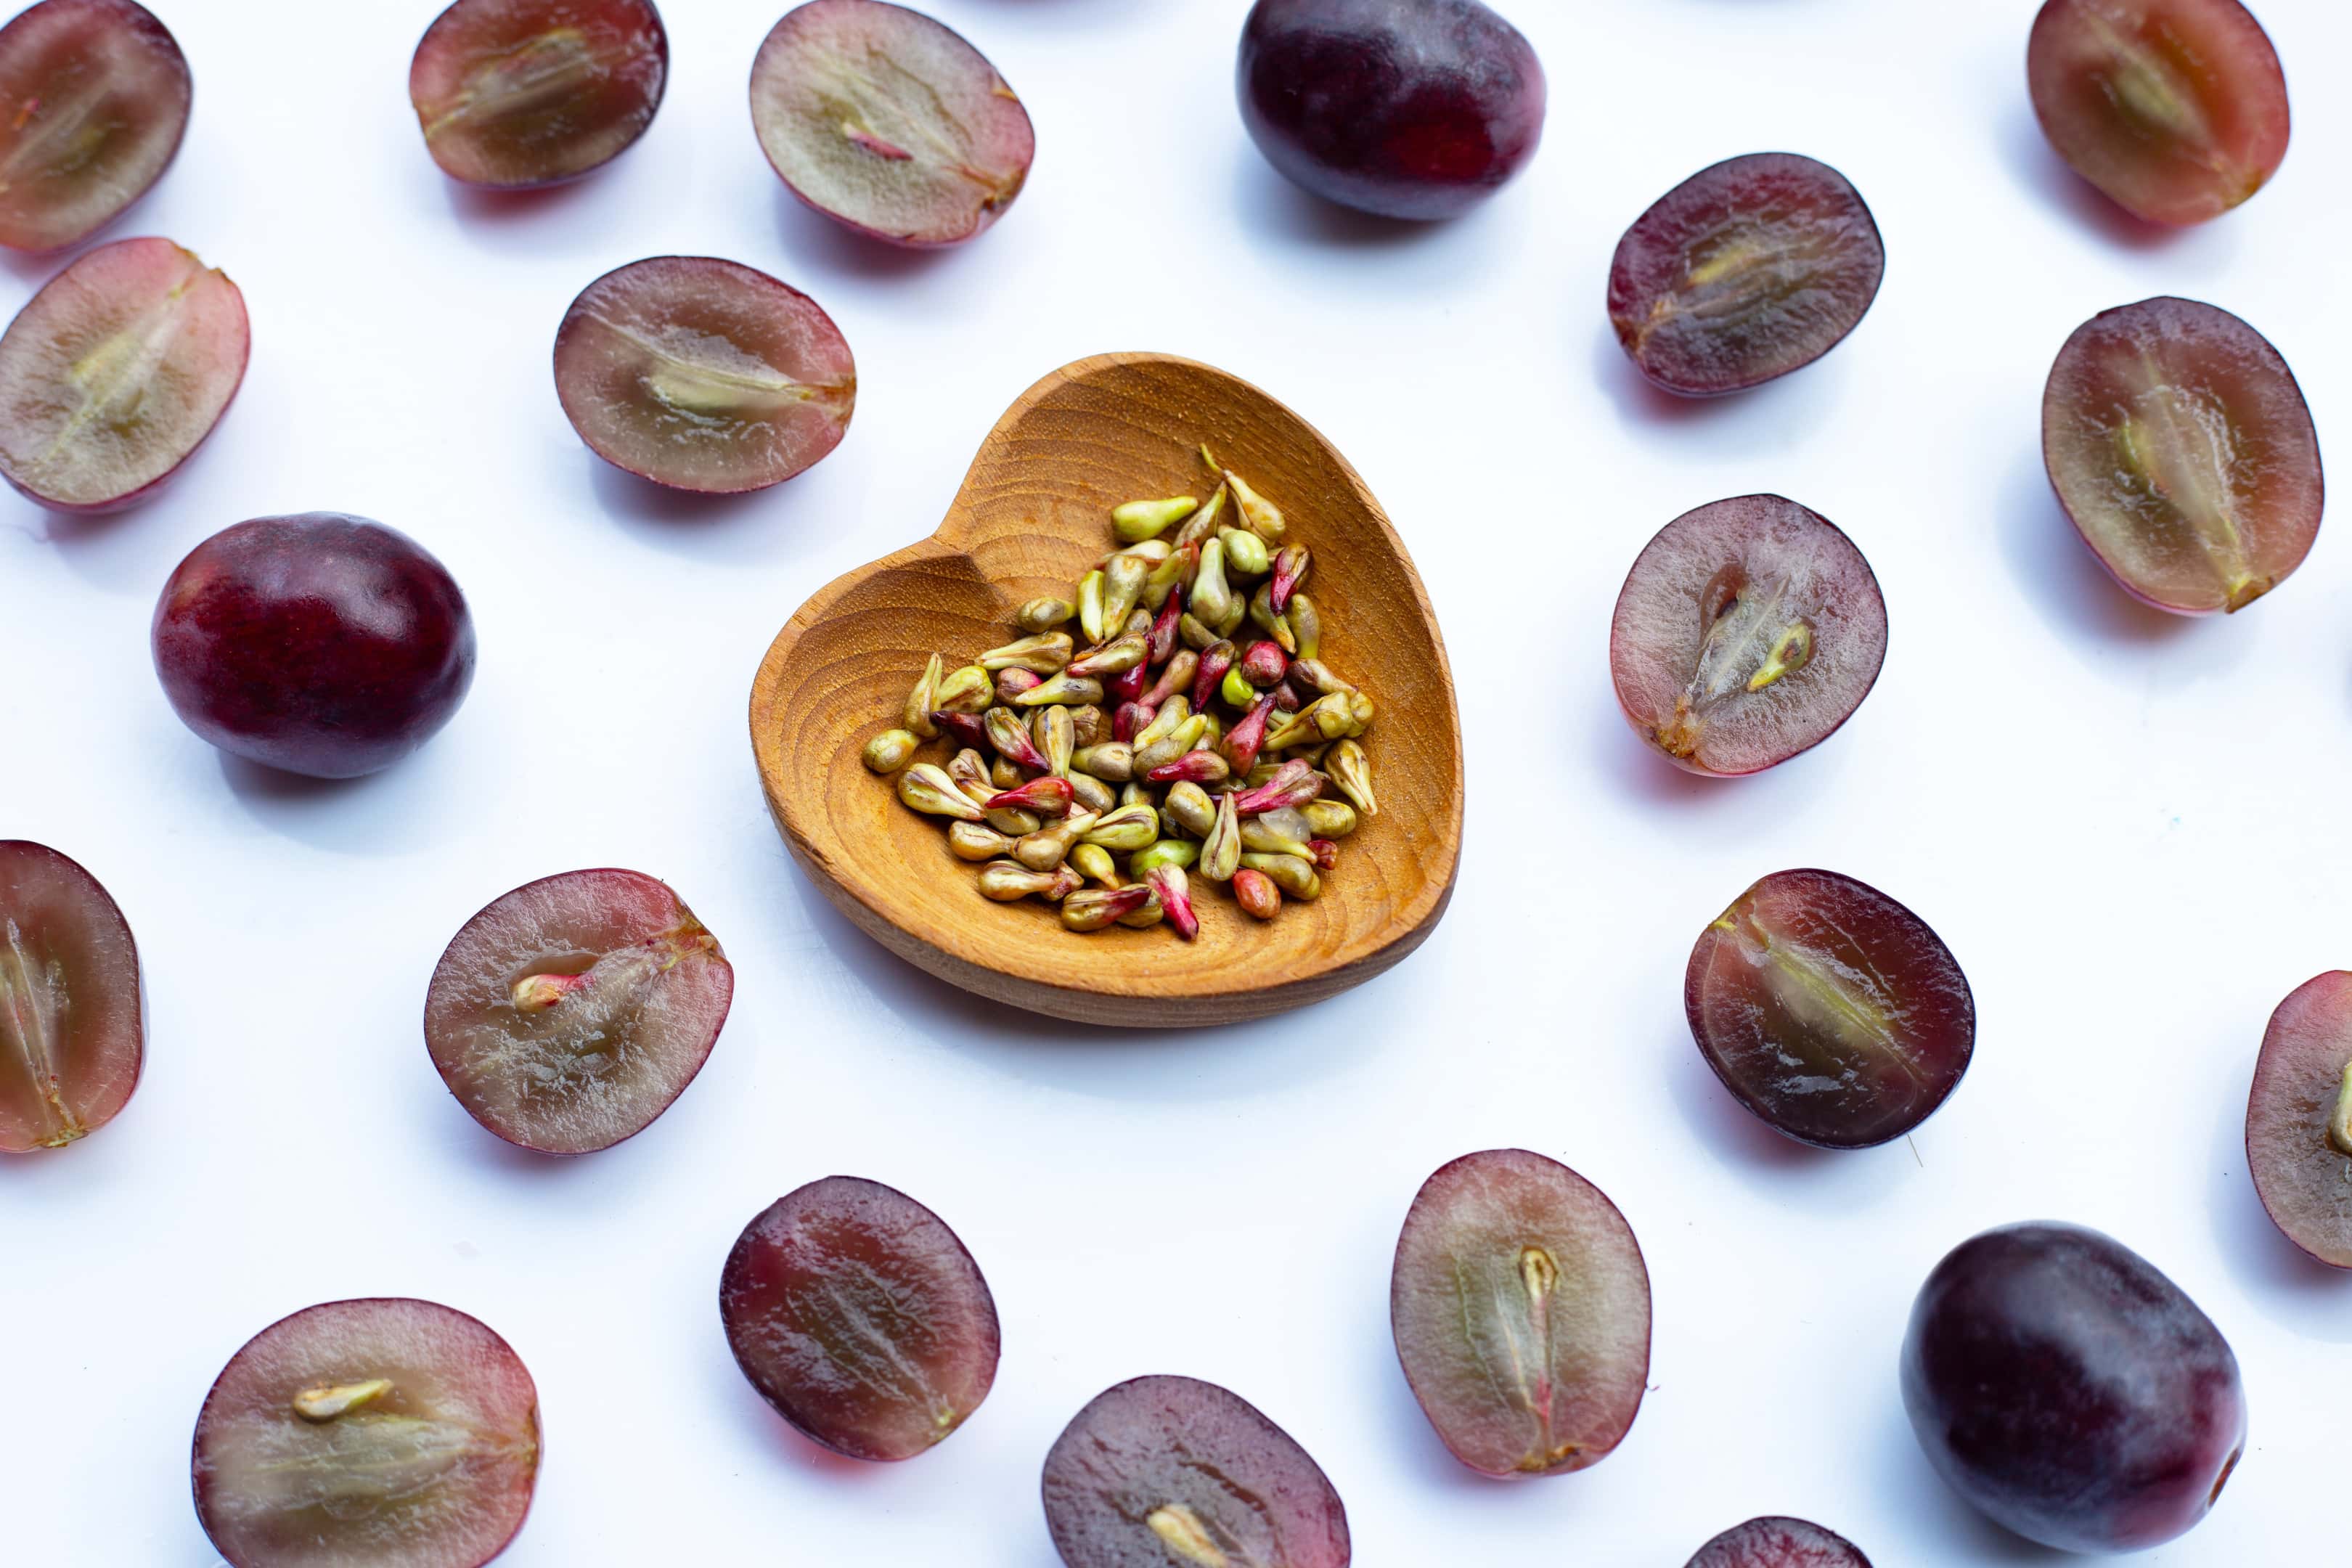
720;1175;999;1461
1237;0;1547;222
552;255;854;494
0;0;189;253
2043;296;2320;615
192;1297;540;1568
750;0;1034;248
1902;1222;2246;1553
1607;153;1884;397
1610;495;1887;776
0;841;139;1153
0;236;248;512
425;869;731;1155
2028;0;2288;227
2247;971;2352;1268
1686;870;1975;1150
1389;1148;1650;1479
1687;1518;1871;1568
154;515;475;780
1042;1376;1349;1567
409;0;667;189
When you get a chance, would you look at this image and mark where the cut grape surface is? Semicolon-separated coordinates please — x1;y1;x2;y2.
1608;153;1883;397
1610;494;1887;776
192;1298;540;1568
0;0;189;251
2247;971;2352;1267
2043;295;2320;615
1390;1148;1650;1479
1041;1376;1349;1567
553;255;854;493
409;0;668;188
720;1175;1000;1461
0;236;247;512
1686;870;1975;1149
425;869;732;1154
2028;0;2289;226
750;0;1033;248
0;841;140;1153
1902;1222;2246;1553
1686;1517;1871;1568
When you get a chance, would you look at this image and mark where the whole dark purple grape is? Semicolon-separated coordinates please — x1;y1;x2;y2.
153;515;476;779
1237;0;1545;221
1900;1223;2246;1553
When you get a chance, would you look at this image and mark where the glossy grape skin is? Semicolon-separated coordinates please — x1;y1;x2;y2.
1041;1376;1349;1567
0;841;142;1153
719;1176;999;1461
152;515;475;780
1237;0;1545;221
2042;296;2321;616
1686;870;1975;1149
2246;971;2352;1267
1901;1222;2247;1553
2028;0;2289;227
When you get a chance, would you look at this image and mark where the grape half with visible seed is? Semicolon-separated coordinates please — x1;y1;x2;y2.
2028;0;2289;227
424;869;732;1155
1686;1517;1872;1568
1608;153;1884;398
1902;1222;2247;1553
0;236;248;512
1389;1148;1651;1479
1041;1376;1349;1567
191;1297;540;1568
409;0;668;189
1686;869;1975;1150
1609;494;1887;776
0;0;189;252
720;1175;1000;1461
552;255;855;494
2247;971;2352;1267
2043;296;2321;615
0;841;141;1153
750;0;1034;248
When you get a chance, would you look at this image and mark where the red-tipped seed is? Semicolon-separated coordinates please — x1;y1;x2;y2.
1238;640;1289;687
1222;692;1280;777
1234;867;1281;920
1232;759;1324;817
985;775;1074;817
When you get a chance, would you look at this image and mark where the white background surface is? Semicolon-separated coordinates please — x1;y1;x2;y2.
3;0;2348;1561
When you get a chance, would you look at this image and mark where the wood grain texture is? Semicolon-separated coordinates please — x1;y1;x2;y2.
748;352;1463;1026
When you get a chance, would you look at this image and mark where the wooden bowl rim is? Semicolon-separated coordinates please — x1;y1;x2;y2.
748;350;1464;1024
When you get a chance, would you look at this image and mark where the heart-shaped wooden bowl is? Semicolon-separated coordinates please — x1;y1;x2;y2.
749;353;1462;1026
